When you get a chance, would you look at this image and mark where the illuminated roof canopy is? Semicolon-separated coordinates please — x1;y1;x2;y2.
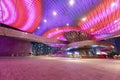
0;0;120;41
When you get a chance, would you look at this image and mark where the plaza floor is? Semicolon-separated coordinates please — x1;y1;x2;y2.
0;56;120;80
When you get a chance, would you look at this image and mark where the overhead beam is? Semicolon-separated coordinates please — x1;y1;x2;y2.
0;26;63;44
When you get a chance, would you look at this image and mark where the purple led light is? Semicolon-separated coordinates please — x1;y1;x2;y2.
35;0;101;35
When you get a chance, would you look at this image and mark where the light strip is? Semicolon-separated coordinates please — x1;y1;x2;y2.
1;0;17;24
19;0;36;30
92;18;120;35
81;1;119;30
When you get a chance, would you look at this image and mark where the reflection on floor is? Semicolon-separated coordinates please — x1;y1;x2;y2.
0;56;120;80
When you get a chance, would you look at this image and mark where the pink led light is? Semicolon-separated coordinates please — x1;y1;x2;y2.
94;31;120;40
19;0;36;30
81;0;119;30
0;0;17;24
42;27;80;40
92;18;120;35
56;35;67;41
47;30;66;38
0;0;42;32
47;29;79;38
79;0;119;31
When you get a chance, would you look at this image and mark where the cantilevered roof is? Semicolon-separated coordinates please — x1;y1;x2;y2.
0;0;120;42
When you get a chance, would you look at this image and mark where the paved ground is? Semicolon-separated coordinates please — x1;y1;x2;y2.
0;56;120;80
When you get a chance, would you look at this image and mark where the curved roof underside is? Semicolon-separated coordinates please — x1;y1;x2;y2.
0;0;120;41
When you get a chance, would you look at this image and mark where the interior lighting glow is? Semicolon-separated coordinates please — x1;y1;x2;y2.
111;2;117;7
66;47;72;50
74;52;79;54
69;0;75;6
96;48;101;54
57;37;60;39
111;45;114;48
44;19;47;23
91;29;94;31
114;19;119;23
67;52;72;54
81;17;87;21
101;52;107;55
56;28;59;31
53;11;57;16
66;23;69;26
37;27;40;29
48;33;51;35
